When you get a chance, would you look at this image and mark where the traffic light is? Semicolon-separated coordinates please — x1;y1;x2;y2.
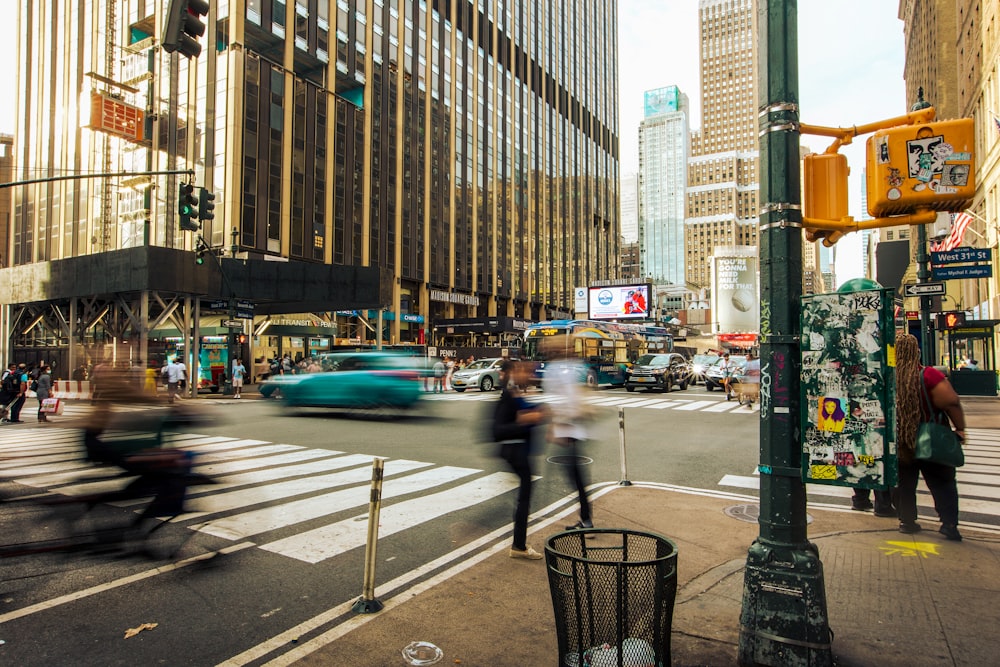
162;0;210;59
178;182;199;231
195;239;209;265
803;153;849;246
940;311;967;329
866;118;975;217
198;188;216;223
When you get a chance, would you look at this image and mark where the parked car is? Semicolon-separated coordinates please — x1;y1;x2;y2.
704;355;747;392
258;351;424;409
688;353;720;386
624;353;690;392
451;358;505;392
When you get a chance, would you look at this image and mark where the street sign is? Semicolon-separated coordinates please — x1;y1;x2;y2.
930;247;992;265
903;282;946;297
234;308;254;320
208;300;228;310
906;311;919;319
223;319;243;328
932;265;993;280
236;299;254;310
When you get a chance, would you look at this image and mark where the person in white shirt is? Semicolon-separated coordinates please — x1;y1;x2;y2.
161;358;185;403
542;335;595;530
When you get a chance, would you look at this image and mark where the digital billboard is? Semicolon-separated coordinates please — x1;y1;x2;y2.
588;284;652;321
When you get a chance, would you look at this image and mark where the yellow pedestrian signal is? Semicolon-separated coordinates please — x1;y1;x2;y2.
865;118;975;217
803;153;849;245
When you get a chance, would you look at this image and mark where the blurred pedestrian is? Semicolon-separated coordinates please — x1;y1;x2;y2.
433;358;445;393
895;333;966;541
542;335;596;530
35;365;53;422
162;357;184;403
493;360;547;559
445;356;456;390
231;358;247;399
719;352;735;400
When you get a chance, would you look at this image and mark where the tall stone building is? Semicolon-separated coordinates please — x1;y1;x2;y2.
685;0;759;290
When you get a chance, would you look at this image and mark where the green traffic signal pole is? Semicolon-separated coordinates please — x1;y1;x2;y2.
738;3;832;665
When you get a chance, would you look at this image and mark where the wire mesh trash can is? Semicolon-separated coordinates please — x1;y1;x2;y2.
545;529;678;667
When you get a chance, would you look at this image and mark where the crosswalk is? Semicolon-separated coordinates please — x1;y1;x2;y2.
424;389;759;413
0;428;520;565
718;428;1000;524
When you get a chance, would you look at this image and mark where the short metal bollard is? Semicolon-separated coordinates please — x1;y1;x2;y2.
545;529;678;667
352;457;386;614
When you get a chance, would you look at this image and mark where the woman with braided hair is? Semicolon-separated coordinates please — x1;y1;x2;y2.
895;333;966;540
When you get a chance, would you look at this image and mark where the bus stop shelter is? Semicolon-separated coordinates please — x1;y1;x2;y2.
945;320;998;396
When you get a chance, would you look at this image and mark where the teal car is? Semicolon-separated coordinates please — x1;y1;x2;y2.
258;352;424;409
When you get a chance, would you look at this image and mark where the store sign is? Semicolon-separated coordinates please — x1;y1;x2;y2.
429;290;480;306
402;314;425;323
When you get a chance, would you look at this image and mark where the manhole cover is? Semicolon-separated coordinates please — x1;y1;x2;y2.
724;503;812;524
546;455;594;466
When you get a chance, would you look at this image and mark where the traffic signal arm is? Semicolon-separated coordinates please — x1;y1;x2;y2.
799;107;936;155
802;210;938;247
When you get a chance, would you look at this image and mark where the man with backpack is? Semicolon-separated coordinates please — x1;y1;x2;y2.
1;363;28;423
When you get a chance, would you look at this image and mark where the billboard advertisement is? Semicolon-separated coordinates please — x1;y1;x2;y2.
643;86;679;118
588;284;652;320
711;254;758;332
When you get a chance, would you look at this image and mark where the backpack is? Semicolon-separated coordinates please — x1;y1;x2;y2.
1;371;18;394
30;379;39;392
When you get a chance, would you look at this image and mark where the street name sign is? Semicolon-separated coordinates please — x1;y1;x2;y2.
930;247;992;265
932;265;993;280
208;300;228;310
223;319;243;328
903;282;945;297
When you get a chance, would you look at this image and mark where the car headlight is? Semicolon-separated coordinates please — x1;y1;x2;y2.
653;367;666;375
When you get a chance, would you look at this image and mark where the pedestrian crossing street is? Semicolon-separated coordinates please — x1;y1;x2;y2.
719;428;1000;523
424;388;759;413
0;428;521;565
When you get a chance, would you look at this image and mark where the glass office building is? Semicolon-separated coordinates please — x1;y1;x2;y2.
6;0;620;347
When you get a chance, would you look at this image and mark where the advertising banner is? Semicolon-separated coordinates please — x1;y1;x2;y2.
800;288;897;489
588;284;652;320
711;255;758;332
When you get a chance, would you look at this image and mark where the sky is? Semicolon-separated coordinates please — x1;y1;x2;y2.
619;0;908;283
0;1;906;281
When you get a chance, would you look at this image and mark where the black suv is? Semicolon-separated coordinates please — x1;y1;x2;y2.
624;353;690;393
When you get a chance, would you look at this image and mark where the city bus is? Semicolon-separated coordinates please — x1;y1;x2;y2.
521;319;674;386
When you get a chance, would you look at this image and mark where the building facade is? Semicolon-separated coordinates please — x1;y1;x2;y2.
619;171;638;244
638;85;689;285
3;0;620;365
685;0;759;290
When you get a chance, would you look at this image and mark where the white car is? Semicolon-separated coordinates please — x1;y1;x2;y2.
451;358;505;392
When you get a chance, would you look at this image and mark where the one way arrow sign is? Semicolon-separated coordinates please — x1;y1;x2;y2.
903;282;945;297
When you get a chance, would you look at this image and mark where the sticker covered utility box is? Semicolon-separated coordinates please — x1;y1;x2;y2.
800;289;896;489
865;118;975;217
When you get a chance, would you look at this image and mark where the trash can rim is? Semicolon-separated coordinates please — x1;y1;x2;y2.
544;527;678;565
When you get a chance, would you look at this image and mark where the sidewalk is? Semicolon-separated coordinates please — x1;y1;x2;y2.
287;397;1000;667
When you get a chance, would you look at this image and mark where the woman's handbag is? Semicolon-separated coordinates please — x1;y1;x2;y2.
915;372;964;467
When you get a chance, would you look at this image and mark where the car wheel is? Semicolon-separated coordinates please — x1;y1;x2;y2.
480;376;494;392
586;371;598;387
625;385;635;392
706;383;715;391
679;381;688;390
454;388;466;392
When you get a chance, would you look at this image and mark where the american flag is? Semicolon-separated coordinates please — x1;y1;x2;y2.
930;212;975;252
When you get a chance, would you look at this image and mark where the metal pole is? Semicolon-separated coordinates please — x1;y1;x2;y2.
738;2;832;664
617;407;631;486
353;457;386;614
917;223;936;366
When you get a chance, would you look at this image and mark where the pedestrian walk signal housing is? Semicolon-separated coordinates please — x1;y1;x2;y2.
178;182;199;231
803;153;850;245
939;311;967;329
162;0;210;59
865;118;975;217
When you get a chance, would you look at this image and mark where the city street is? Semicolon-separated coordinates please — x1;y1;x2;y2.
1;387;998;665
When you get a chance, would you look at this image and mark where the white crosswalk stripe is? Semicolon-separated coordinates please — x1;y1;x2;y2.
422;389;758;413
718;428;1000;520
0;428;522;564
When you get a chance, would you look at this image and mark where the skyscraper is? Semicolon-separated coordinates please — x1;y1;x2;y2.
638;85;689;285
620;172;639;244
2;1;620;364
685;0;759;289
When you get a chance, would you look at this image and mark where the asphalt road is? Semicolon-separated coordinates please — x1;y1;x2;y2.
0;384;867;665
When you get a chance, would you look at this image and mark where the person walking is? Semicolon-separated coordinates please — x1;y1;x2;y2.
719;353;735;400
5;364;28;423
35;365;53;423
1;363;23;423
493;360;547;560
444;356;456;391
162;358;184;403
542;335;595;530
432;359;445;393
895;333;966;541
231;358;247;399
176;357;188;398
